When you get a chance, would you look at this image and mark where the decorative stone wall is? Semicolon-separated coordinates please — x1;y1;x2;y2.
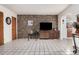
17;15;58;38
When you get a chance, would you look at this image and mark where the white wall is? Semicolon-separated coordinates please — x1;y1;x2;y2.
0;5;17;43
58;5;79;40
59;16;67;40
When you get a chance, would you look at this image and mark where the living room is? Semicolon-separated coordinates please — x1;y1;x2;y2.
0;4;79;55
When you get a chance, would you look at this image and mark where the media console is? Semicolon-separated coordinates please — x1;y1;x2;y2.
40;29;59;39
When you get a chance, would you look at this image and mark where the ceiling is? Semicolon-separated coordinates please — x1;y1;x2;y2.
2;4;69;15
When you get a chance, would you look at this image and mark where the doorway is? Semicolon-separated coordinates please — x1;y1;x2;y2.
12;16;16;40
67;23;72;37
0;12;4;45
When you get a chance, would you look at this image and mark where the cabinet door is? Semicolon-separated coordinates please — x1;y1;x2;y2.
50;31;55;39
50;30;59;39
40;31;49;39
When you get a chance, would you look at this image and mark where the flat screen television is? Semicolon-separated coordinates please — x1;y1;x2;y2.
40;22;52;30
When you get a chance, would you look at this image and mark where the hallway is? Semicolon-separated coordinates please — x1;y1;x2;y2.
0;39;76;55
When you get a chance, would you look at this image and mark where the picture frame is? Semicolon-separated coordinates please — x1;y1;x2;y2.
6;17;11;25
28;20;33;26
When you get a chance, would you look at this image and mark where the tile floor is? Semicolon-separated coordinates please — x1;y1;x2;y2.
0;39;78;55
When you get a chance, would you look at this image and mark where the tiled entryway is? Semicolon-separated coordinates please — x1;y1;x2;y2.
0;39;77;55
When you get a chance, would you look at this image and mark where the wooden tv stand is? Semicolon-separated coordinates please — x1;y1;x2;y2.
40;30;59;39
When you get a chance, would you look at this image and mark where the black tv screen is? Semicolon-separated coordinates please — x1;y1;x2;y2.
40;22;52;30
